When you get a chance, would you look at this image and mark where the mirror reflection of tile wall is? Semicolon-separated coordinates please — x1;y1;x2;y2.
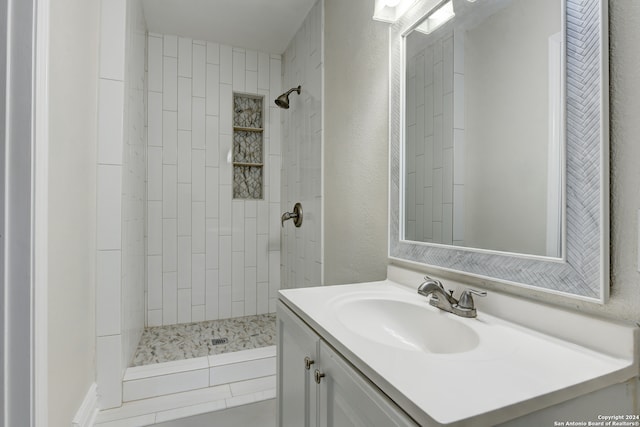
405;30;464;246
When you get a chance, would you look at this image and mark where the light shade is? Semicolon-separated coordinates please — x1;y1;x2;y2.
373;0;418;23
415;0;455;34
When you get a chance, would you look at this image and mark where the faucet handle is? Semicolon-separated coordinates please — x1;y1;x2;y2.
457;289;487;310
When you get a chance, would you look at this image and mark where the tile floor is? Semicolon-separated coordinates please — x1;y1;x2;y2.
153;397;276;427
94;376;276;426
131;313;276;366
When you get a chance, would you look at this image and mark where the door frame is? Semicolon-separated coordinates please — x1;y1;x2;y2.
34;0;50;424
3;0;50;424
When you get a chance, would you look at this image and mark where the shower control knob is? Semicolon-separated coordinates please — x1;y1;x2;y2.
281;203;303;228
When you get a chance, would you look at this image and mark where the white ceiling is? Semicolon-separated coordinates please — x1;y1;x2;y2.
142;0;317;54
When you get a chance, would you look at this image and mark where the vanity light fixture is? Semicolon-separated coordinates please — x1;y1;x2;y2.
373;0;418;23
415;0;455;34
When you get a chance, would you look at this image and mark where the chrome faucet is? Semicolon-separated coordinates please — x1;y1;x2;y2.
417;276;486;318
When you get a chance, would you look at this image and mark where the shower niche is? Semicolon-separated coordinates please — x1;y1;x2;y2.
233;93;265;199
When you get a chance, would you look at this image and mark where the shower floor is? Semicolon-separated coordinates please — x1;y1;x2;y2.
131;313;276;367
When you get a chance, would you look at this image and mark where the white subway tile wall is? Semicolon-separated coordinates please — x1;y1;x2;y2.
121;0;147;373
95;0;146;409
281;0;323;290
405;30;464;246
147;35;282;325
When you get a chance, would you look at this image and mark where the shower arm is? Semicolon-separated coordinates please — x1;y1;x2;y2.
283;86;301;97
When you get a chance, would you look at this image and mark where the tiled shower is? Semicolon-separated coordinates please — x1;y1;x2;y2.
93;0;323;413
95;0;147;408
145;34;283;326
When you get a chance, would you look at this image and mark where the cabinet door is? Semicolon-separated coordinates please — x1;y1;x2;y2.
277;301;320;427
317;342;418;427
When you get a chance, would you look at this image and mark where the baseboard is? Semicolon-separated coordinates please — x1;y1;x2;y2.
72;383;98;427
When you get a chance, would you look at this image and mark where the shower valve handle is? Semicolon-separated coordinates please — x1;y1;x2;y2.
281;203;303;228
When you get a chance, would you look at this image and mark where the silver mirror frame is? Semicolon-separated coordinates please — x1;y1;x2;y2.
389;0;609;302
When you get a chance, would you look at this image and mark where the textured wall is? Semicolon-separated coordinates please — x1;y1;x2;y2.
323;0;389;285
606;0;640;323
47;0;100;423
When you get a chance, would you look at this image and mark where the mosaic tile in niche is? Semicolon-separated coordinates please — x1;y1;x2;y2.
233;166;263;199
233;95;263;128
233;131;263;164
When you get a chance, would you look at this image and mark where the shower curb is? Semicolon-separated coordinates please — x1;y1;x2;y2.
122;346;276;402
94;346;276;426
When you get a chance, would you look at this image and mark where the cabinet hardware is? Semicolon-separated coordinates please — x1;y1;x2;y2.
314;369;325;384
304;356;315;370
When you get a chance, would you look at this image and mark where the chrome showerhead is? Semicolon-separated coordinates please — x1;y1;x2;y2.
274;85;301;109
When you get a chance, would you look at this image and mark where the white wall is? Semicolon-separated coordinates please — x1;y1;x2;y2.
47;0;100;424
146;35;282;324
281;0;323;288
323;0;389;285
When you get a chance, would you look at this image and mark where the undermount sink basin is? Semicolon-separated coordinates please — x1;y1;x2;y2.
334;297;480;354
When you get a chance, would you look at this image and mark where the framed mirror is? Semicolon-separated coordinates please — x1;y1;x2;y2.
389;0;609;302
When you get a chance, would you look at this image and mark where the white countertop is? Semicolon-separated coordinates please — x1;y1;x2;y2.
279;279;638;426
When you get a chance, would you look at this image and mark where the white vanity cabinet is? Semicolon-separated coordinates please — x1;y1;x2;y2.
278;279;639;426
277;300;320;427
277;301;418;427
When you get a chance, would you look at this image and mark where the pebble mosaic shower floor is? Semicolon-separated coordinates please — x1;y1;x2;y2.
131;313;276;367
